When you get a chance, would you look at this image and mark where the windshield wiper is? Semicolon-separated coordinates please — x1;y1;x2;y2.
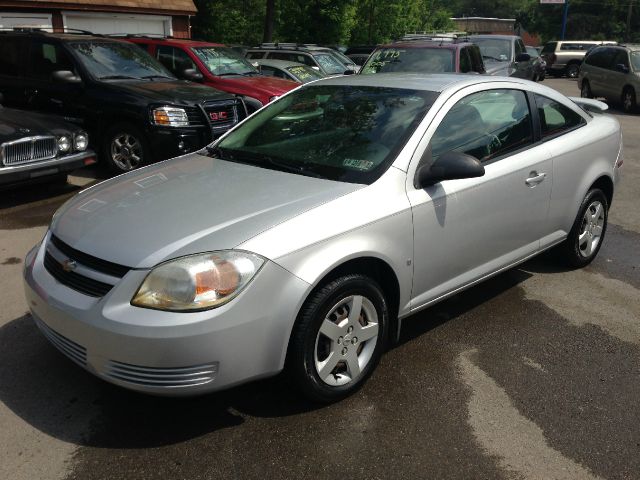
141;74;174;80
482;55;505;62
216;72;241;77
99;75;139;80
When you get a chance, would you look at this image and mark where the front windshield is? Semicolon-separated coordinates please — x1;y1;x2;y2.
631;51;640;71
213;84;438;184
69;41;174;80
192;47;258;76
473;38;511;62
314;53;346;75
361;48;455;74
287;65;324;83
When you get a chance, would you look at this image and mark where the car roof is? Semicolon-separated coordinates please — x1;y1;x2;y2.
470;35;519;40
378;41;470;50
0;30;124;42
312;73;516;92
126;37;225;48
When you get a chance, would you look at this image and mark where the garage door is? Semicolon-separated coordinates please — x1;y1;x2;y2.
63;13;171;36
0;13;52;29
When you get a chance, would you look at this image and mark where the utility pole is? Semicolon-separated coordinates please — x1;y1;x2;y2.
626;0;634;42
560;0;570;40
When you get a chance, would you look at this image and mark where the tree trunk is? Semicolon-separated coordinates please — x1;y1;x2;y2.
263;0;275;43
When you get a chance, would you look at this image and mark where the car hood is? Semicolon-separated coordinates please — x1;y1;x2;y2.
107;80;233;105
51;154;363;269
0;107;76;141
223;76;299;96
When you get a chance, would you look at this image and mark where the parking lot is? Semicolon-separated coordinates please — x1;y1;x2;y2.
1;77;639;480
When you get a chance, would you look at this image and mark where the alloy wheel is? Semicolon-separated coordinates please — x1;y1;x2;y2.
578;200;605;258
110;133;143;171
314;294;379;386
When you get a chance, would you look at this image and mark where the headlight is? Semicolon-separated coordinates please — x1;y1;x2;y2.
74;132;88;151
57;136;71;152
131;251;265;311
151;106;189;127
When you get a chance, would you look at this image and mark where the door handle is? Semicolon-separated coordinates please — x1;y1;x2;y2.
525;171;546;187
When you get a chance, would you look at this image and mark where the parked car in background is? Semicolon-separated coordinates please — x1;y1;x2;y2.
0;30;244;174
469;35;536;80
360;39;485;75
541;40;616;78
126;37;298;113
345;45;376;66
255;59;325;84
246;44;353;76
579;44;640;113
24;74;622;403
526;46;546;81
0;104;95;186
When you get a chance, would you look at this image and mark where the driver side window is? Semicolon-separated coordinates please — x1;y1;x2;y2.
431;89;533;162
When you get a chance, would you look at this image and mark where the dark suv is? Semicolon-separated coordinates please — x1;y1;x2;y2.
0;31;245;173
360;39;485;75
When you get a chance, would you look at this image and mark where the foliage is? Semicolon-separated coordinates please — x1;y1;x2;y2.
191;0;640;46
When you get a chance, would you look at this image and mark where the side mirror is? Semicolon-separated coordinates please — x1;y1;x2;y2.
615;63;630;74
343;69;355;75
52;70;82;84
181;68;204;82
415;150;485;188
515;53;531;63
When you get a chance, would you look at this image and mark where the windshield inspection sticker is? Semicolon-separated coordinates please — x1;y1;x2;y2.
343;158;374;170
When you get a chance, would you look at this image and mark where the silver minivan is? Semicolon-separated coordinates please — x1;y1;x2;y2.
579;44;640;113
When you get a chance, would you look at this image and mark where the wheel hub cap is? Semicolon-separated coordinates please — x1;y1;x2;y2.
314;295;379;387
578;200;605;258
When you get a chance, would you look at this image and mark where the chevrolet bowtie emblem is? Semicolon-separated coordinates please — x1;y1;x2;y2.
62;259;77;272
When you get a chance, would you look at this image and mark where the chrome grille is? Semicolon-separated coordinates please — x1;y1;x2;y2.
34;316;87;367
202;99;242;134
1;136;57;166
105;360;219;388
183;106;207;127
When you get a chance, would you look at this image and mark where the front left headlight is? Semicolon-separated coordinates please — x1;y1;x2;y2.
74;132;88;151
131;251;265;311
151;106;189;127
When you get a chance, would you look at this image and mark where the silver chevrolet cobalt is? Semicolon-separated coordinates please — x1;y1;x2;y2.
24;74;623;402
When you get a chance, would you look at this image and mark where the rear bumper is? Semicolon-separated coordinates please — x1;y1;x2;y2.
0;150;96;186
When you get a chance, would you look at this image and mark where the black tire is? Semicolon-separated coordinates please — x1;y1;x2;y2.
566;63;580;79
557;188;608;268
538;71;545;82
102;123;150;174
622;87;637;113
46;173;68;185
288;274;389;403
581;81;592;99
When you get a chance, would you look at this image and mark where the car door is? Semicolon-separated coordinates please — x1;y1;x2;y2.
513;39;533;79
407;87;552;309
604;48;630;101
24;39;87;125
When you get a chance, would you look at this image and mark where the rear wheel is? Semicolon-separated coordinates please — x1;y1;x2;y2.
102;123;149;174
622;87;637;113
558;188;608;268
581;81;592;99
288;274;388;403
566;63;580;78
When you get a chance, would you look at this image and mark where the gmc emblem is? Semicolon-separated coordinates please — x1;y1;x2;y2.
209;111;228;121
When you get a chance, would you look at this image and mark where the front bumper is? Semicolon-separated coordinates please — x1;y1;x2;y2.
0;150;96;186
23;235;310;396
146;127;212;162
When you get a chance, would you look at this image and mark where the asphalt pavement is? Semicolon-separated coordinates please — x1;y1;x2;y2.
1;78;639;480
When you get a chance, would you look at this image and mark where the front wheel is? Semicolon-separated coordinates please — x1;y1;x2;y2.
581;81;592;99
566;63;580;78
288;274;389;403
558;188;608;268
102;123;149;174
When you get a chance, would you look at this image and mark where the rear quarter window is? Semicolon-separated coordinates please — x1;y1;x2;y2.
534;94;585;139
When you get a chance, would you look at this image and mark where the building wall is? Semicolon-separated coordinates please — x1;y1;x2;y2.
172;16;189;38
452;18;515;35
